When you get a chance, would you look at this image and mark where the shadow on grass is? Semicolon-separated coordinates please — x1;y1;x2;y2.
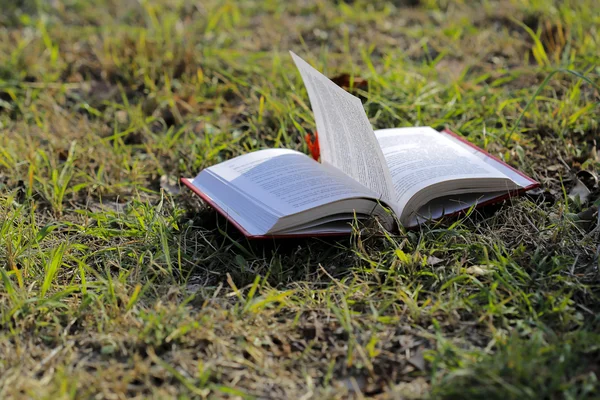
176;195;547;289
178;206;368;288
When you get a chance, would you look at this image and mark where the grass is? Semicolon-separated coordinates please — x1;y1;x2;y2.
1;0;599;398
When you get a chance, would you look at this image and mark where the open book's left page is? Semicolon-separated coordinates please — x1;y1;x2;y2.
290;52;395;204
188;149;380;236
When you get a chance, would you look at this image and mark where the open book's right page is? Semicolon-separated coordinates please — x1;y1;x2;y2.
440;128;537;189
374;127;524;224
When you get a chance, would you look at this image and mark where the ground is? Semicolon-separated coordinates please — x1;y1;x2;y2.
1;0;599;399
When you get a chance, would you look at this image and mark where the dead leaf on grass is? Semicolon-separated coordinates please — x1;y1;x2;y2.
160;175;181;195
407;347;426;371
426;256;443;266
87;199;126;213
330;73;369;92
465;265;494;276
546;164;563;172
569;178;591;204
389;377;430;400
115;110;128;125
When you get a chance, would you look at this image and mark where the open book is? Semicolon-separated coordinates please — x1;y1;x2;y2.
182;52;539;238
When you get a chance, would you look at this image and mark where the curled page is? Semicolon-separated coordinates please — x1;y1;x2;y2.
290;51;395;204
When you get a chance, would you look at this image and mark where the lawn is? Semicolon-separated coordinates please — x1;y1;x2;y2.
1;0;599;398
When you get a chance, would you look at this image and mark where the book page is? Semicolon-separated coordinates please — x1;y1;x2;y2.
405;191;504;227
440;130;536;188
290;51;395;203
202;149;377;218
375;127;510;207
